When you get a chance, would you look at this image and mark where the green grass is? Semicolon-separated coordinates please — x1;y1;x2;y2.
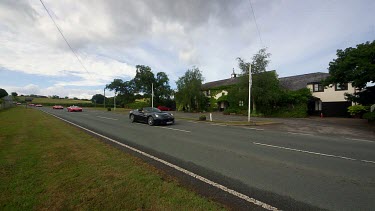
17;96;91;104
0;107;224;210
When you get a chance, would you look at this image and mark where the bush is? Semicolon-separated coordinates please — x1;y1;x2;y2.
348;105;368;116
125;101;149;109
363;112;375;121
271;103;308;118
199;115;206;121
107;107;111;111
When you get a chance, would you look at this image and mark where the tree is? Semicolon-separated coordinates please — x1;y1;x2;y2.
11;92;18;97
106;79;136;106
91;94;106;104
237;47;271;75
175;67;205;111
154;72;174;106
0;88;8;98
324;41;375;89
133;65;155;96
234;48;272;112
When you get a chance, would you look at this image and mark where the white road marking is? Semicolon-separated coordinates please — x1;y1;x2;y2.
287;132;313;136
345;138;374;143
155;126;191;133
97;116;118;121
210;123;227;126
39;110;278;210
361;160;375;164
246;128;264;131
253;142;375;164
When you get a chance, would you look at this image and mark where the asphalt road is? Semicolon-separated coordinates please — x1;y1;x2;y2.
37;107;375;210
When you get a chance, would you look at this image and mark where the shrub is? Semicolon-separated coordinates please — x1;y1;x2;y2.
363;112;375;121
107;107;111;111
199;115;206;121
348;105;368;116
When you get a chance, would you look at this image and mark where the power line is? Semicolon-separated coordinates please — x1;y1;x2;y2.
247;0;264;47
39;0;92;78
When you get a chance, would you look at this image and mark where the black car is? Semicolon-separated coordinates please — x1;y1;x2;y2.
129;107;174;126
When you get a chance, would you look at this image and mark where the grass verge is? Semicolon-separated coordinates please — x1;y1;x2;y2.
0;107;224;210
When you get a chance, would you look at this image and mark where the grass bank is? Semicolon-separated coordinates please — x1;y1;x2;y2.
0;107;224;210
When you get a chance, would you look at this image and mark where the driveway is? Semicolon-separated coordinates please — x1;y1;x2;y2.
171;111;375;141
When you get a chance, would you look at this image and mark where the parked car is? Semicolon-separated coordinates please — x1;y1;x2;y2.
16;102;22;105
52;105;64;109
35;104;43;107
129;107;174;126
28;104;35;107
157;105;172;111
67;105;83;112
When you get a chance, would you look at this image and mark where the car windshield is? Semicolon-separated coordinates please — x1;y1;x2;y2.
143;107;161;113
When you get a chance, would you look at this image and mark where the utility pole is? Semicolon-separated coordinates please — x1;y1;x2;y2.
114;91;116;111
248;64;252;123
151;83;154;108
103;88;106;108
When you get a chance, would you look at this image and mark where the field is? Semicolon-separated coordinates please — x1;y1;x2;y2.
0;107;223;210
16;96;91;104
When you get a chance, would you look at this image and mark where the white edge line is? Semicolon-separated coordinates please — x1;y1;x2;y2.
97;116;118;121
40;110;278;211
253;142;359;161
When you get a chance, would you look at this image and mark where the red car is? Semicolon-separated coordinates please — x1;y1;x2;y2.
157;105;172;111
52;105;64;109
28;104;35;107
67;105;83;112
36;104;43;107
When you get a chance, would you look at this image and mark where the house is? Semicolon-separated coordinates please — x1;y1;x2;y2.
202;71;356;116
279;72;356;117
201;69;241;111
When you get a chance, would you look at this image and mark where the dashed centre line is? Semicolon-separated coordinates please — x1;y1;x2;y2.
345;138;374;143
253;142;375;165
155;126;191;133
287;132;313;136
97;116;118;121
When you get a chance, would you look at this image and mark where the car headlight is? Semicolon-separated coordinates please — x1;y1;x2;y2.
155;114;159;117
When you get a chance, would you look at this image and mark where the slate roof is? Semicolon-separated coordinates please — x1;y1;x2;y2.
279;72;330;91
201;77;241;90
202;72;330;91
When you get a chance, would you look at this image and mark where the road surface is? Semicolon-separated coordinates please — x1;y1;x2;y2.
37;107;375;210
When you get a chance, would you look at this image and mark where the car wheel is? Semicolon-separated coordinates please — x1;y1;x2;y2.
130;114;135;123
148;116;154;126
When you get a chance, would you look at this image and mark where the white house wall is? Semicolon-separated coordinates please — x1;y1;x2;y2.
307;83;355;102
214;90;228;100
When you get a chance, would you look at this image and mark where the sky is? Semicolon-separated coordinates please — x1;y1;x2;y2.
0;0;374;99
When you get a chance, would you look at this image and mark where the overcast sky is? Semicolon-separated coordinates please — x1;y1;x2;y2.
0;0;374;99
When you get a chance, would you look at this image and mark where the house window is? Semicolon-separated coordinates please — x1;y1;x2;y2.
335;83;348;91
239;101;244;107
313;83;324;92
315;100;322;111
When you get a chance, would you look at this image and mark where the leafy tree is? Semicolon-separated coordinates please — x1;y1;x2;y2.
51;95;60;99
175;67;205;111
133;65;155;96
237;47;271;75
154;72;174;106
106;79;136;106
11;92;18;97
0;88;8;98
324;40;375;89
91;94;106;104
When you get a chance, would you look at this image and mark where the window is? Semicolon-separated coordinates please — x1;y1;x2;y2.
239;101;244;107
313;83;324;92
335;83;348;91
